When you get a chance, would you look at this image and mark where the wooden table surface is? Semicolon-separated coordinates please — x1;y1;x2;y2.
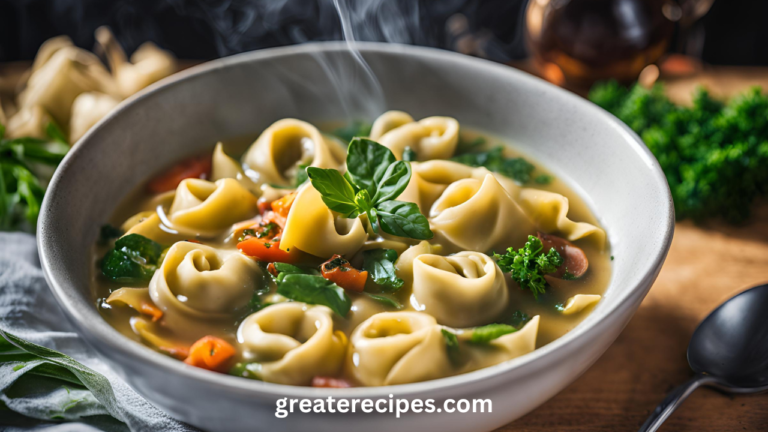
499;68;768;431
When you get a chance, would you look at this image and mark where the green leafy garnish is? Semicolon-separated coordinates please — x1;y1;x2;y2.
455;135;486;156
365;293;403;309
295;164;309;187
98;224;123;244
562;271;578;280
451;146;535;184
307;138;433;240
494;235;563;298
402;146;417;162
589;81;768;223
332;121;372;144
441;329;461;365
362;248;404;292
276;274;351;317
469;323;517;343
0;122;70;231
101;234;164;282
534;174;553;185
502;310;531;327
229;362;262;380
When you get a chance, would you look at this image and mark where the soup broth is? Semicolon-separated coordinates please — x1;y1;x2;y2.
92;112;611;387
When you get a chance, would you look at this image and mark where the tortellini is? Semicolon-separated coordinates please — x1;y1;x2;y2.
369;110;414;140
243;119;345;186
378;116;459;161
347;312;453;386
167;178;259;237
518;188;606;247
394;240;444;283
279;184;367;258
411;252;508;327
561;295;601;315
237;303;346;385
149;242;262;335
210;143;260;194
430;174;535;252
398;160;520;212
461;315;540;371
69;92;120;143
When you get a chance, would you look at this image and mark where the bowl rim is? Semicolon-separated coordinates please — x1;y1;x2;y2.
38;41;674;399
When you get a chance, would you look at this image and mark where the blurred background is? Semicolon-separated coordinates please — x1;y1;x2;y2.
0;0;766;66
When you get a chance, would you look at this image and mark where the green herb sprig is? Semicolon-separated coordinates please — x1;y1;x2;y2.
0;121;69;231
101;234;164;282
307;138;433;241
494;235;563;299
451;146;536;184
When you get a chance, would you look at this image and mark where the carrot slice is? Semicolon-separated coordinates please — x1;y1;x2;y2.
139;301;163;322
147;155;211;194
271;192;297;218
183;336;236;372
237;238;298;264
312;376;352;388
321;255;368;292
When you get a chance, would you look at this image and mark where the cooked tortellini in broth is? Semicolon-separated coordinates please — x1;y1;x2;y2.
411;252;508;328
430;174;535;252
237;303;346;385
243;119;345;186
95;113;611;388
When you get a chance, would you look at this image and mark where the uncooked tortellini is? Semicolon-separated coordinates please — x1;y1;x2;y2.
411;252;508;327
347;312;453;386
237;303;346;385
243;119;345;186
167;178;259;237
378;116;459;161
279;184;367;258
518;188;606;247
430;174;534;253
149;242;262;337
69;92;120;143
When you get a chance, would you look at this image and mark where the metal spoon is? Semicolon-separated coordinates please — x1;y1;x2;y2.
638;283;768;432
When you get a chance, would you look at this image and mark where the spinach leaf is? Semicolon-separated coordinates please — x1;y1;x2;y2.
346;137;397;198
306;167;358;216
372;160;411;205
101;234;164;282
277;274;351;317
365;293;402;309
441;329;461;365
469;323;517;344
376;200;433;240
362;248;404;292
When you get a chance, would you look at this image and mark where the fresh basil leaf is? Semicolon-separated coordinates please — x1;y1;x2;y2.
402;146;417;162
295;164;309;188
372;160;411;205
362;248;404;292
375;200;433;240
277;274;351;317
441;329;461;365
365;293;403;309
101;234;163;282
306;167;359;216
470;324;518;344
346;138;397;198
272;262;319;282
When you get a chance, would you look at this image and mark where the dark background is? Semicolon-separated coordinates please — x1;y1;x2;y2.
0;0;766;65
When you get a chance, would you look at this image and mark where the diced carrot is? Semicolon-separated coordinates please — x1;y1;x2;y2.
147;155;211;194
312;376;352;388
271;192;297;218
237;238;298;264
321;254;368;292
183;336;236;372
266;262;279;277
139;301;163;322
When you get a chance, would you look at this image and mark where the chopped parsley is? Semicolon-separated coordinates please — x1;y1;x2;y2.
494;235;563;298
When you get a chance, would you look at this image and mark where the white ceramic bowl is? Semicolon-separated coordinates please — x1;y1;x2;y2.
38;42;673;432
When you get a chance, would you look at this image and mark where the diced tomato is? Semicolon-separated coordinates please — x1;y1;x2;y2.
257;199;272;215
238;238;298;264
321;254;368;292
147;155;211;193
537;232;589;279
183;336;236;372
266;262;279;277
312;376;352;388
271;192;297;218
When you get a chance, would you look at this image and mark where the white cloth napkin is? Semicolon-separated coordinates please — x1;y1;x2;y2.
0;233;196;432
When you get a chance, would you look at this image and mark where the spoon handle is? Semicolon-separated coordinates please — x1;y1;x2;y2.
637;373;717;432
